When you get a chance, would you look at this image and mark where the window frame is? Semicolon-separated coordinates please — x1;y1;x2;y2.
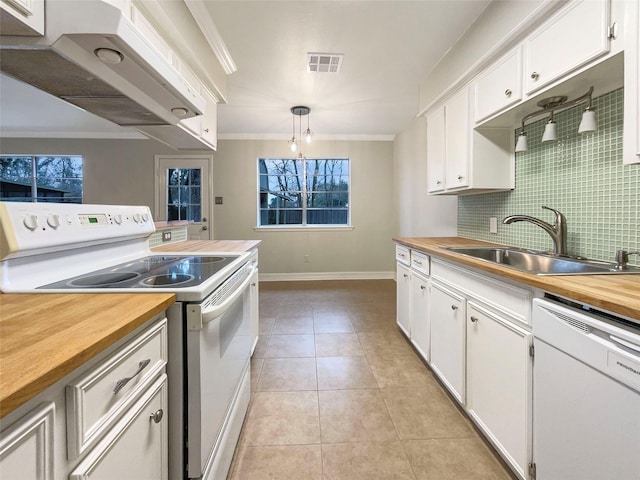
256;157;353;230
0;155;84;203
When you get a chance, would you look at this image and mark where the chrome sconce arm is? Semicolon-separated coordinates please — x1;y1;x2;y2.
515;86;596;153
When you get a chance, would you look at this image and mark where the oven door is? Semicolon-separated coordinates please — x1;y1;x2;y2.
185;262;256;479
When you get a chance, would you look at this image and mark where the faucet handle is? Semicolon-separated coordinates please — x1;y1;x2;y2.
541;205;564;219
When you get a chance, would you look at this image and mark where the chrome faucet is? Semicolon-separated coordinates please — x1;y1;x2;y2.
503;206;568;256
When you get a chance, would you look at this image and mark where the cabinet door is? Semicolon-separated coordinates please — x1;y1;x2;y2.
69;375;168;480
250;268;260;355
524;0;610;94
444;88;470;189
429;281;465;403
0;402;54;480
624;0;640;165
410;272;429;361
426;105;446;193
396;262;411;337
474;47;522;123
466;303;532;479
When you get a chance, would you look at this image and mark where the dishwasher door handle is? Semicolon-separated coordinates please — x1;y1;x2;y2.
610;335;640;355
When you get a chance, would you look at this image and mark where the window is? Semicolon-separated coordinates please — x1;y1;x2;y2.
166;167;202;222
0;156;83;203
258;158;350;226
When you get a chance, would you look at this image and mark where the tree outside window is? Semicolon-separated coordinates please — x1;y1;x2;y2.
258;158;350;226
0;156;83;203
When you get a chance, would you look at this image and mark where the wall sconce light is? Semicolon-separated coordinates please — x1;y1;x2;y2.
515;86;596;153
288;106;312;155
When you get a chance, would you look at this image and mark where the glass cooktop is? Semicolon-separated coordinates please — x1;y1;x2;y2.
39;255;240;289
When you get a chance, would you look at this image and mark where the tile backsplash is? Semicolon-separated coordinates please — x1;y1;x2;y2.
458;88;639;264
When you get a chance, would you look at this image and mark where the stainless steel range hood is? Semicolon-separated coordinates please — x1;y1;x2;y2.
0;0;206;126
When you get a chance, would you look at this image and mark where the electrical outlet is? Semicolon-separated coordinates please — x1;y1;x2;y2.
489;217;498;234
162;231;172;242
215;197;223;205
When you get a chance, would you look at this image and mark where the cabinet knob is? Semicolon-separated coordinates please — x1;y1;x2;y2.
149;409;164;424
470;316;479;323
531;72;539;80
403;273;409;278
204;128;209;133
504;89;512;97
436;180;442;185
451;305;458;311
457;175;463;180
420;285;426;290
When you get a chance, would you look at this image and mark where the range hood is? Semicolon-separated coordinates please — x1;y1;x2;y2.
0;0;206;126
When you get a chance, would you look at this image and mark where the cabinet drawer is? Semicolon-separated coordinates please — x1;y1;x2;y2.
69;374;168;480
432;259;531;326
66;318;168;459
395;245;410;266
410;250;430;276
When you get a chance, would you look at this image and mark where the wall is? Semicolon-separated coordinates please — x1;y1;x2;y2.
459;88;639;263
392;116;458;237
212;139;396;277
0;137;176;207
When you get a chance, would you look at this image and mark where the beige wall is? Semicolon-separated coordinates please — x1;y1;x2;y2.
212;139;396;276
392;117;457;237
1;136;397;276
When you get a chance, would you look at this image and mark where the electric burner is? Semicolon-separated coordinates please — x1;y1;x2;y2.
69;272;141;287
140;274;195;286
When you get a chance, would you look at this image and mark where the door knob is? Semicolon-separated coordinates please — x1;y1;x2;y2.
202;217;207;222
202;226;208;231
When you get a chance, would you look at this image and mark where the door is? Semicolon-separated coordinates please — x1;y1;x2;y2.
155;155;212;240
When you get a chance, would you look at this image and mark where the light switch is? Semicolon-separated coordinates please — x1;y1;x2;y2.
489;217;498;234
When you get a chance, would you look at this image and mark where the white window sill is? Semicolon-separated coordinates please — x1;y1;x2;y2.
254;225;354;232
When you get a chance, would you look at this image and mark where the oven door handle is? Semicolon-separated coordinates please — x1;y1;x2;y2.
190;265;256;329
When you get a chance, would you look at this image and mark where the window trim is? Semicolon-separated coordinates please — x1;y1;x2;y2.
257;156;351;228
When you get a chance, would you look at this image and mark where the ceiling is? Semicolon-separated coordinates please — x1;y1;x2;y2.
0;1;491;141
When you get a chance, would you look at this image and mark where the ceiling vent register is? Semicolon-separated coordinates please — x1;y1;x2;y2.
307;53;343;73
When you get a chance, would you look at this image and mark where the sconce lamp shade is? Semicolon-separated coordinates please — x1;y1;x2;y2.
578;109;597;133
515;132;528;152
541;121;557;143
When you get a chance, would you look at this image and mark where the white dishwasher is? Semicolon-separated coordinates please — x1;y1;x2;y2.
532;298;640;480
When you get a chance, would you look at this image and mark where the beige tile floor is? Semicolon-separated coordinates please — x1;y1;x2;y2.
227;280;514;480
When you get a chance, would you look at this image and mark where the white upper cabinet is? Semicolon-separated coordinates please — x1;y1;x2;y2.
0;0;44;35
524;0;611;95
624;0;640;165
426;86;514;196
474;47;523;123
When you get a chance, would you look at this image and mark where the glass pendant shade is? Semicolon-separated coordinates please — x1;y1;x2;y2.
289;138;297;152
305;128;313;143
578;109;597;133
515;132;528;152
541;121;557;143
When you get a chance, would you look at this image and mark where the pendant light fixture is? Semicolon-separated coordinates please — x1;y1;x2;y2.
515;86;596;153
288;106;312;155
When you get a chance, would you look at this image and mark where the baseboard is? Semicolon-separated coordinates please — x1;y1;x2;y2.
259;271;395;282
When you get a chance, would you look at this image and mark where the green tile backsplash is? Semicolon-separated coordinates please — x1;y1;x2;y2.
458;88;639;265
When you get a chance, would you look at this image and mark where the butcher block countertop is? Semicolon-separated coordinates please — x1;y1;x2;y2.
394;237;640;322
152;239;261;253
0;293;175;418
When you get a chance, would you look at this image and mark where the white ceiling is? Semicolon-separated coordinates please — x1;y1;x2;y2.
0;0;491;141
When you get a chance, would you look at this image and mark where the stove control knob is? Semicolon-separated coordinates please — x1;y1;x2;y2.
142;213;150;222
23;214;39;231
133;213;141;223
113;214;123;225
47;214;61;229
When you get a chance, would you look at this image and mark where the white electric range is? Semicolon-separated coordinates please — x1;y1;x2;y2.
0;201;258;480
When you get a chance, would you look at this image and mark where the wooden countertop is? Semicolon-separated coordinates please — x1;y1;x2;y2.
394;237;640;322
0;293;175;418
152;239;261;253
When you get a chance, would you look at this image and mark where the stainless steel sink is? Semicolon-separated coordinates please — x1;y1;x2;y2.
443;246;640;275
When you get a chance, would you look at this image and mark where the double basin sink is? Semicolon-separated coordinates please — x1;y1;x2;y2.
443;246;640;275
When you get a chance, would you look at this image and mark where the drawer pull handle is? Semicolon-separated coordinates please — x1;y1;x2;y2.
113;359;151;394
413;260;422;265
505;89;512;97
149;409;164;424
421;285;426;291
403;274;409;278
451;305;458;311
531;72;539;80
470;316;479;323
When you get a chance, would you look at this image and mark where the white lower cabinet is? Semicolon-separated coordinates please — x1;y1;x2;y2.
410;271;430;361
466;302;532;479
0;402;55;480
69;374;168;480
396;261;412;337
429;280;466;404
